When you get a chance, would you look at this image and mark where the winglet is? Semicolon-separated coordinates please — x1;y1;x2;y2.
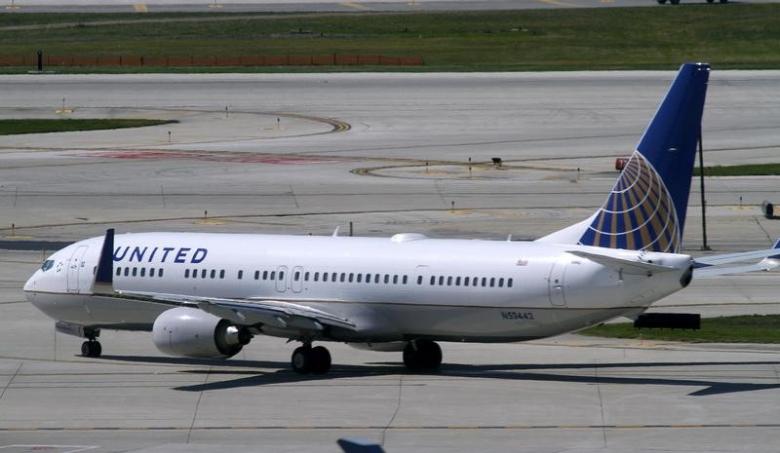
92;228;115;294
771;238;780;259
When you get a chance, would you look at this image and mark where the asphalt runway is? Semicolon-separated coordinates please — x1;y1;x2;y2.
4;0;780;13
1;71;779;451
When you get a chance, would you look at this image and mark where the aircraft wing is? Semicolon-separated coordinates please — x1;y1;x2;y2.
693;239;780;278
90;228;356;334
112;290;357;332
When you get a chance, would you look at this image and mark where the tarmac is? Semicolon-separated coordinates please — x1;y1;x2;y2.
0;71;779;451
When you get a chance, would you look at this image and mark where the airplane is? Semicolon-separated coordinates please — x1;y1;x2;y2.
22;63;780;375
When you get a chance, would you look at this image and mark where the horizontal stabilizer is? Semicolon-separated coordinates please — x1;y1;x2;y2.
693;239;780;278
568;250;678;275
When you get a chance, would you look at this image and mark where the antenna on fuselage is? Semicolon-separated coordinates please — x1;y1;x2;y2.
332;226;340;237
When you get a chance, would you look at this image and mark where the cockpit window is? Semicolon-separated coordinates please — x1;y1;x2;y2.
41;260;55;272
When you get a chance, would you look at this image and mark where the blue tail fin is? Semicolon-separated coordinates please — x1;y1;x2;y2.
574;63;710;252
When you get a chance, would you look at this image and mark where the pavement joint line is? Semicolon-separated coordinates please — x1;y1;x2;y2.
3;423;780;431
0;362;22;401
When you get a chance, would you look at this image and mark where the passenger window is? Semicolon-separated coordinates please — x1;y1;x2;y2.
499;278;504;287
393;275;398;284
159;268;164;277
254;270;260;280
464;276;470;286
438;276;444;286
447;276;452;286
490;278;495;287
279;271;284;280
340;273;345;282
115;267;122;276
132;267;137;277
508;278;513;288
201;269;207;279
374;274;380;283
238;270;243;280
150;268;156;277
210;269;216;279
403;275;408;284
384;274;390;284
124;267;129;277
455;276;461;286
430;276;435;285
417;276;423;285
314;272;319;282
349;273;354;283
305;272;310;281
263;271;268;280
220;270;225;279
323;272;328;282
365;273;371;282
356;274;362;283
270;271;275;280
473;277;479;287
481;277;487;287
294;271;300;281
140;268;146;277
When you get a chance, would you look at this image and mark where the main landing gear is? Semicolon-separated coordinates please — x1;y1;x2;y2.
291;344;332;374
403;340;442;371
289;340;443;374
81;339;102;358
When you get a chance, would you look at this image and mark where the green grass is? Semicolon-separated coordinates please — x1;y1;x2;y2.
694;163;780;177
0;119;177;135
1;6;780;72
580;314;780;343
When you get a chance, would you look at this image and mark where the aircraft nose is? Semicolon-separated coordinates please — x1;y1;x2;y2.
23;272;37;292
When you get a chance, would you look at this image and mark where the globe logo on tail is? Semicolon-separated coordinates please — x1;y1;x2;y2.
578;151;681;253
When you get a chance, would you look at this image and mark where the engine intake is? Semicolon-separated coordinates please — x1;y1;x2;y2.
152;307;251;358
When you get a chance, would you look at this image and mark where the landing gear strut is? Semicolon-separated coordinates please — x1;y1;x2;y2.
291;344;332;374
81;339;102;358
403;340;442;371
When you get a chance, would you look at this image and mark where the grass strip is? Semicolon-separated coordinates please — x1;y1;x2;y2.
694;163;780;177
1;6;779;72
580;314;780;343
0;119;177;135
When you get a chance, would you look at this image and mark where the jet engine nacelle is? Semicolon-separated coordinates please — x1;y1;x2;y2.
152;307;250;358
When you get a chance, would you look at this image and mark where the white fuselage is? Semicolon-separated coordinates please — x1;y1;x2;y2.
24;232;692;343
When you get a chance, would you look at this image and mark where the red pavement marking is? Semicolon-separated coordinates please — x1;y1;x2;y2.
82;150;340;165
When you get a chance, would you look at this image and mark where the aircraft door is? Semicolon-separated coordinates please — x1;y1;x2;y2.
276;265;288;293
548;261;567;307
291;266;304;293
66;245;88;294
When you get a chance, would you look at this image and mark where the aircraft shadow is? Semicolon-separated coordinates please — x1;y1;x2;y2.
98;355;780;396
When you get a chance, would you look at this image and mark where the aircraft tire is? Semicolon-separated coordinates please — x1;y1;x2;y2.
310;346;332;374
657;0;667;4
291;345;312;374
403;340;442;371
81;340;102;357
